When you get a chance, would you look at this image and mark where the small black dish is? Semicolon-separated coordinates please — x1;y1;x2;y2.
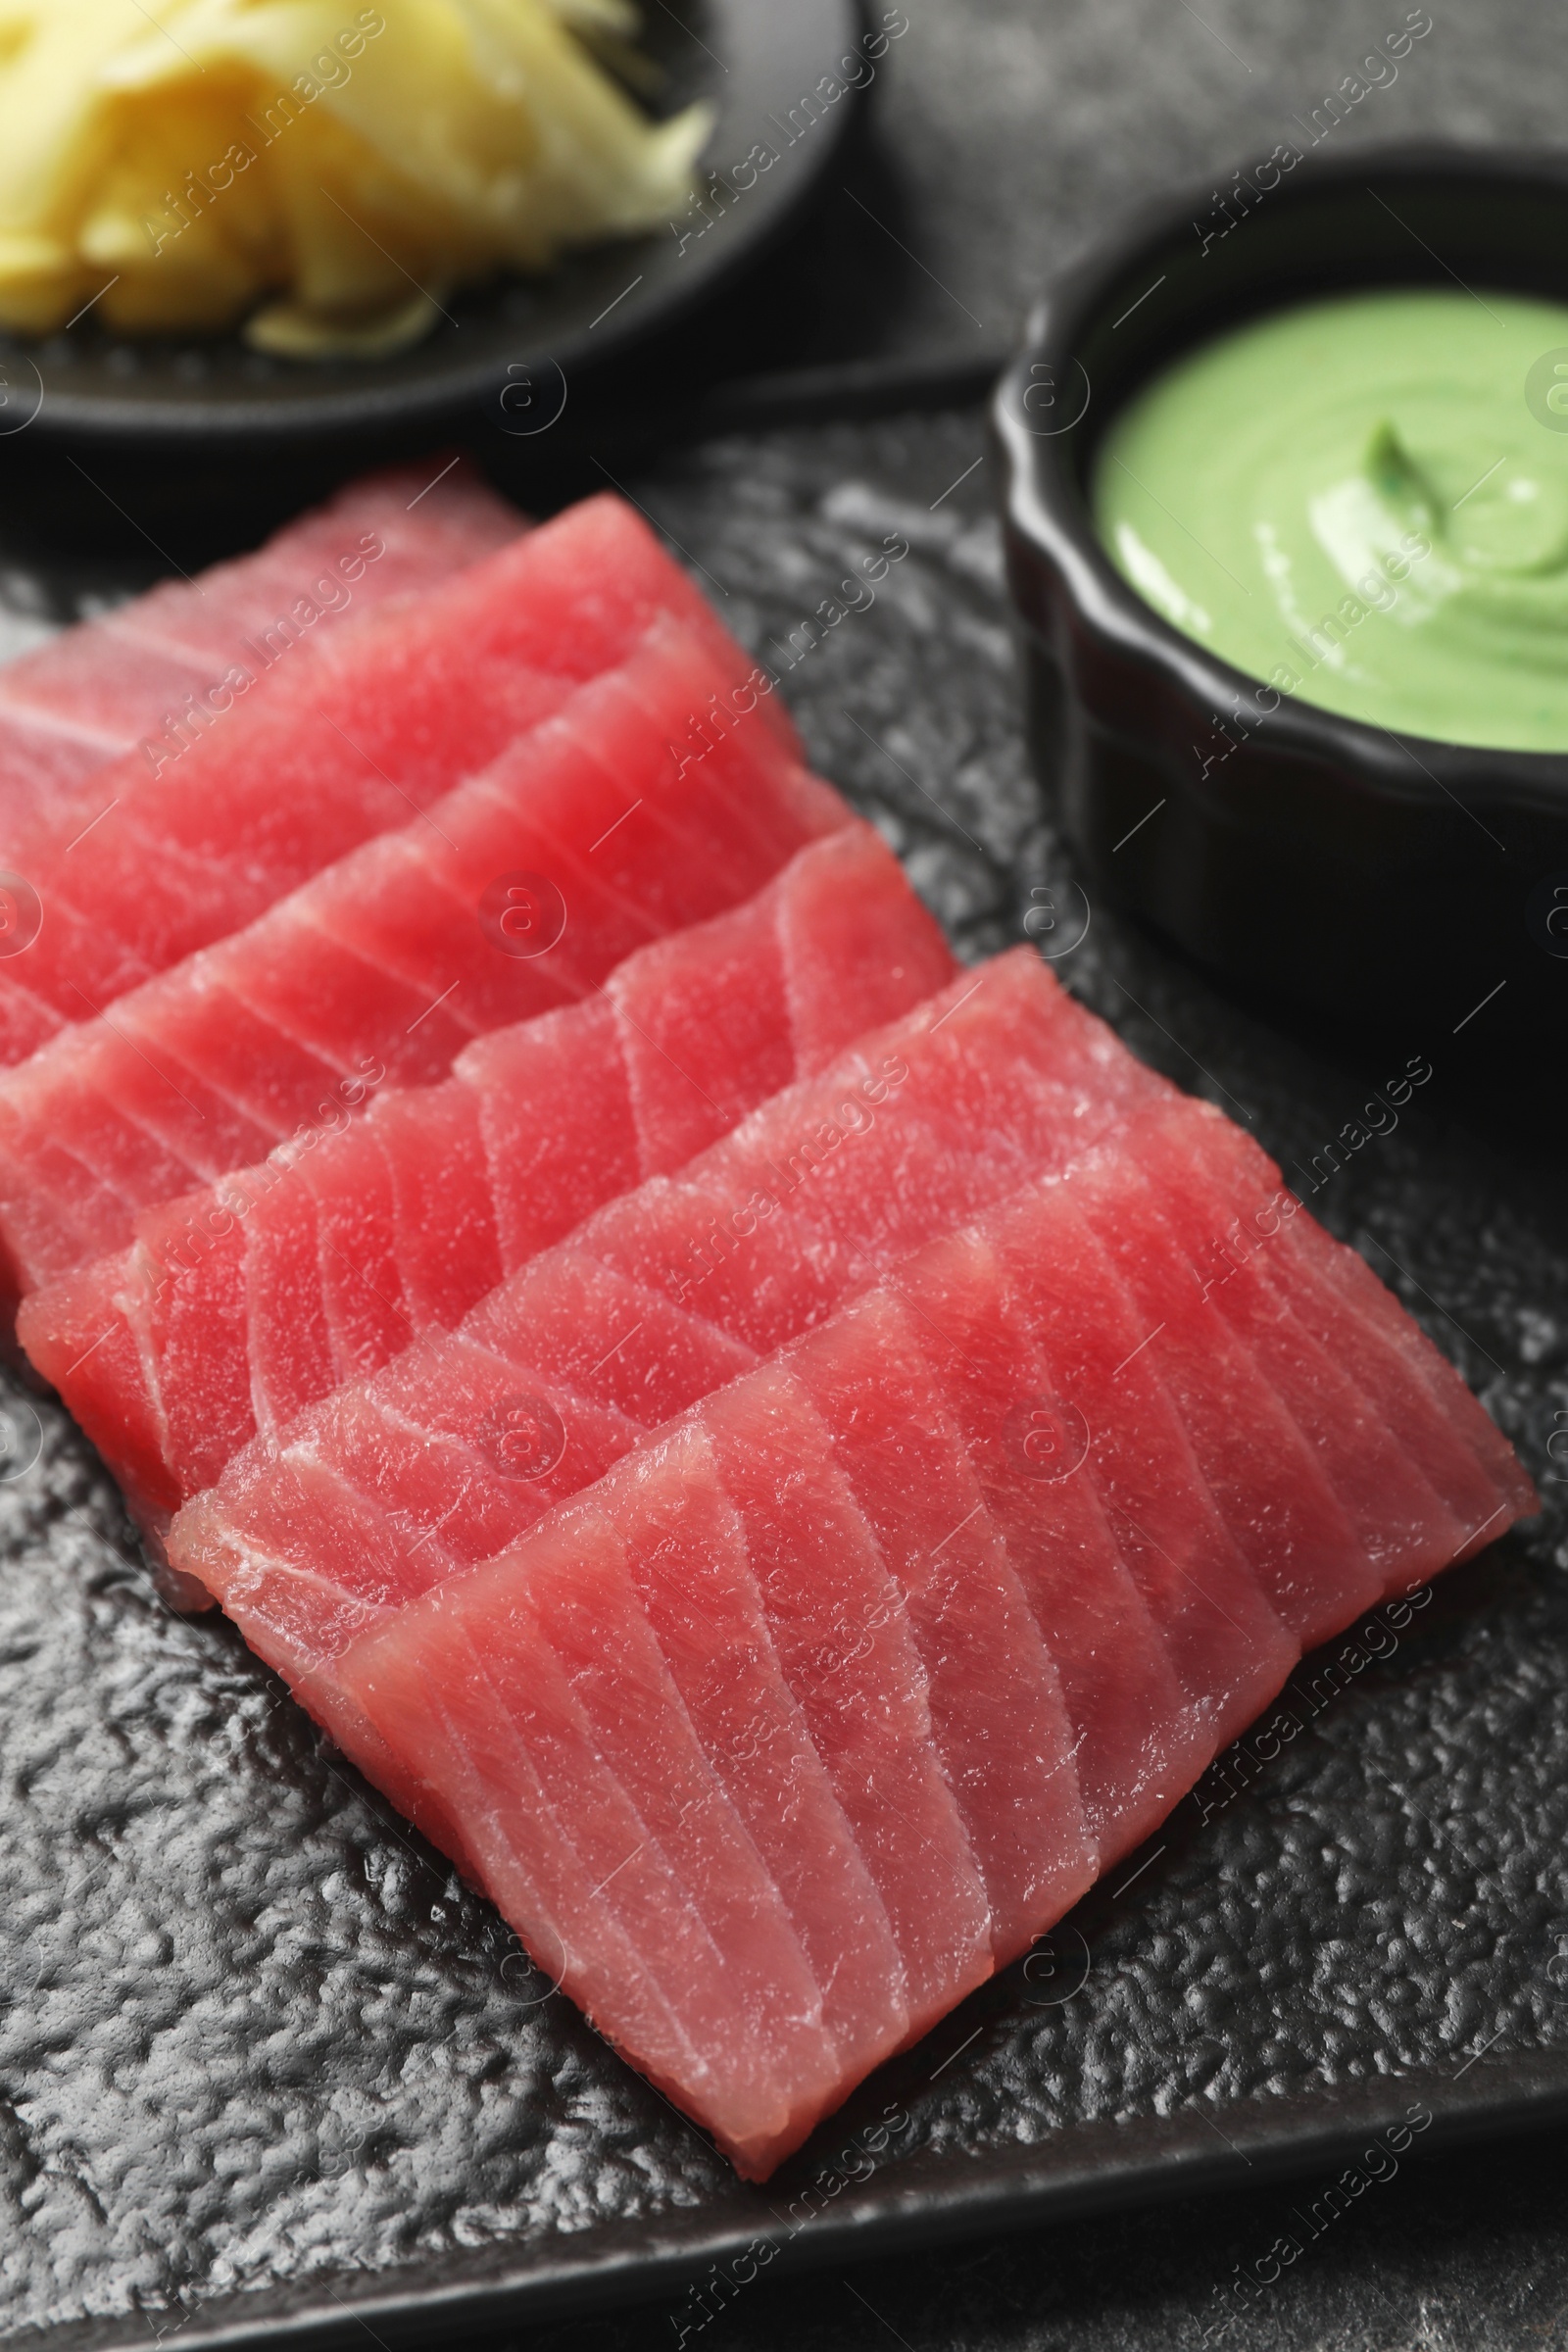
991;141;1568;1044
0;0;860;550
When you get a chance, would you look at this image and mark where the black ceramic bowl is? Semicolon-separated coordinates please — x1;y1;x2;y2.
991;142;1568;1043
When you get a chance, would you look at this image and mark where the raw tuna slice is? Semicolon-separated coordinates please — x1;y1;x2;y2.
24;825;955;1543
0;618;837;1321
167;952;1178;1720
1109;1102;1538;1580
328;1099;1536;2180
880;1220;1212;1867
0;493;794;1069
0;464;521;833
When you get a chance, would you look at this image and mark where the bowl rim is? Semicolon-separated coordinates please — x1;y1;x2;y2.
992;135;1568;810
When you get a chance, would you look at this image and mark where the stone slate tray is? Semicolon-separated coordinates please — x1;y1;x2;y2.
0;409;1564;2352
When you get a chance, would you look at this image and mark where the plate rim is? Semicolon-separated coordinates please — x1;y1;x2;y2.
4;0;862;445
23;2051;1568;2352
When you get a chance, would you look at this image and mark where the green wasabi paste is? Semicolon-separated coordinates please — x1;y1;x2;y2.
1094;286;1568;751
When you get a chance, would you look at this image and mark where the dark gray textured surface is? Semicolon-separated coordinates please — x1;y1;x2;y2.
697;0;1568;392
0;407;1563;2351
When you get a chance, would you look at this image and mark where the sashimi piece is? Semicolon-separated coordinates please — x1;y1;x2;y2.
0;492;797;1068
503;1544;845;2136
24;827;953;1541
983;1176;1299;1753
0;463;522;832
0;618;839;1317
1071;1145;1386;1651
242;1173;338;1452
782;1289;1096;1960
168;954;1180;1686
296;1130;412;1387
1271;1218;1536;1553
364;1086;499;1338
597;1424;913;2084
351;1514;844;2179
297;1326;643;1615
698;1366;995;2044
330;1099;1537;2179
1068;1116;1444;1641
1106;1103;1532;1573
887;1224;1210;1868
468;1000;639;1270
470;1249;763;1428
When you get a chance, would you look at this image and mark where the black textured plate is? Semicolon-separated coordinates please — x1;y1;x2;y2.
0;411;1564;2352
0;0;858;459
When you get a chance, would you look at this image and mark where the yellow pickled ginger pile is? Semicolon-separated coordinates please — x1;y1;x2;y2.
0;0;710;355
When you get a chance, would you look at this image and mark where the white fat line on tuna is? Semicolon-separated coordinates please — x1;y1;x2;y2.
591;1839;647;1898
139;532;388;778
599;986;724;1116
1118;1507;1257;1646
832;1225;974;1369
854;1252;983;1376
671;1064;907;1308
405;1498;464;1560
66;982;208;1121
322;1238;410;1326
611;1002;728;1109
591;1789;710;1901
